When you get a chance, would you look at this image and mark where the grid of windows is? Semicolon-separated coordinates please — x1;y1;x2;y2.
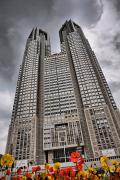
15;125;31;159
16;41;38;119
44;53;77;124
8;29;51;161
62;28;120;157
68;32;106;108
89;108;115;150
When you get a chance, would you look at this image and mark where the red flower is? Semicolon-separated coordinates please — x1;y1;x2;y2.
60;167;75;178
60;168;68;176
32;166;41;173
36;166;41;171
6;169;11;175
64;168;69;175
49;166;53;172
45;173;53;179
60;168;69;176
12;176;17;180
64;176;70;180
78;156;84;165
70;169;75;177
17;176;22;180
60;169;64;176
70;152;81;163
32;167;36;172
76;163;83;171
25;172;32;178
54;170;58;174
17;168;22;175
68;167;75;177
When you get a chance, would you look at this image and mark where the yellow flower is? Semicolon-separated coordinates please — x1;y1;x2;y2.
94;175;100;180
45;163;50;169
98;173;102;177
87;167;96;174
53;162;61;171
111;160;119;166
109;165;115;173
1;154;15;167
22;176;27;180
100;156;110;171
78;170;87;178
47;175;53;180
116;166;120;174
100;156;108;163
86;168;99;180
101;162;109;171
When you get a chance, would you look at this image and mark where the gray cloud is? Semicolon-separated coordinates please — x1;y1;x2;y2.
100;59;113;67
52;0;103;26
0;0;54;20
0;0;103;82
0;0;54;82
113;33;120;51
85;0;120;78
110;0;120;13
0;109;11;121
109;80;120;107
110;81;120;93
0;21;15;80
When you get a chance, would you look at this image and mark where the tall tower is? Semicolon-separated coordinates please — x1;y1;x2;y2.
59;20;120;158
6;28;51;164
6;20;120;164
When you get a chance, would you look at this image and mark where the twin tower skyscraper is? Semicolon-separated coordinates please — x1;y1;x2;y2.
6;20;120;164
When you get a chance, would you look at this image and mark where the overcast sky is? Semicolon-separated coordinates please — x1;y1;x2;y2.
0;0;120;154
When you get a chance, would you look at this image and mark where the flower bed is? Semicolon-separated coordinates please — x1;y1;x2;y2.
0;152;120;179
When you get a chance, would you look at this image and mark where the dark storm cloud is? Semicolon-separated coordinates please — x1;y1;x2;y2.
0;0;103;82
0;0;54;82
52;0;103;26
0;21;15;80
110;0;120;13
0;0;54;21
